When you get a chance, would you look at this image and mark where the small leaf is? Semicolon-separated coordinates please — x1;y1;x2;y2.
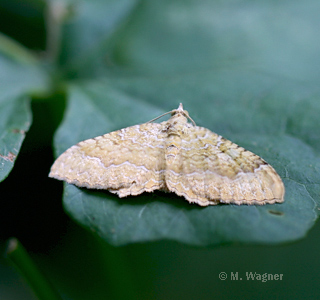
0;43;47;182
0;95;31;182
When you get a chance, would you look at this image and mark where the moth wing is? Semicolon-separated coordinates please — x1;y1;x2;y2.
166;126;284;206
49;123;167;197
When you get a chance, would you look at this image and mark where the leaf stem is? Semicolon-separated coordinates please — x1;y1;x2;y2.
45;1;70;64
6;237;62;300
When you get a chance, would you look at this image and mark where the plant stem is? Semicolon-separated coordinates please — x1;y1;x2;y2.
6;237;62;300
45;0;70;64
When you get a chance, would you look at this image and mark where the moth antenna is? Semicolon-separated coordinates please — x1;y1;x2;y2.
147;103;197;126
147;110;174;123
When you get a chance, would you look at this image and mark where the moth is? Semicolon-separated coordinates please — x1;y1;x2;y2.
49;104;285;206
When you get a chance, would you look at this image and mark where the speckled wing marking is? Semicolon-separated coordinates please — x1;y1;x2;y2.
165;125;284;206
49;123;167;197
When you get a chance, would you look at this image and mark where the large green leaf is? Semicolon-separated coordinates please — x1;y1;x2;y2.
112;0;320;81
54;0;320;81
51;0;320;246
0;38;47;182
52;74;319;246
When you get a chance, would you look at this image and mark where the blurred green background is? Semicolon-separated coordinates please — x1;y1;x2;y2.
0;0;320;299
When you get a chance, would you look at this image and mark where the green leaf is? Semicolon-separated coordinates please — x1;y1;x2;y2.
58;0;138;77
51;0;320;246
0;41;47;182
52;75;319;246
111;0;320;82
0;33;38;65
0;94;31;182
